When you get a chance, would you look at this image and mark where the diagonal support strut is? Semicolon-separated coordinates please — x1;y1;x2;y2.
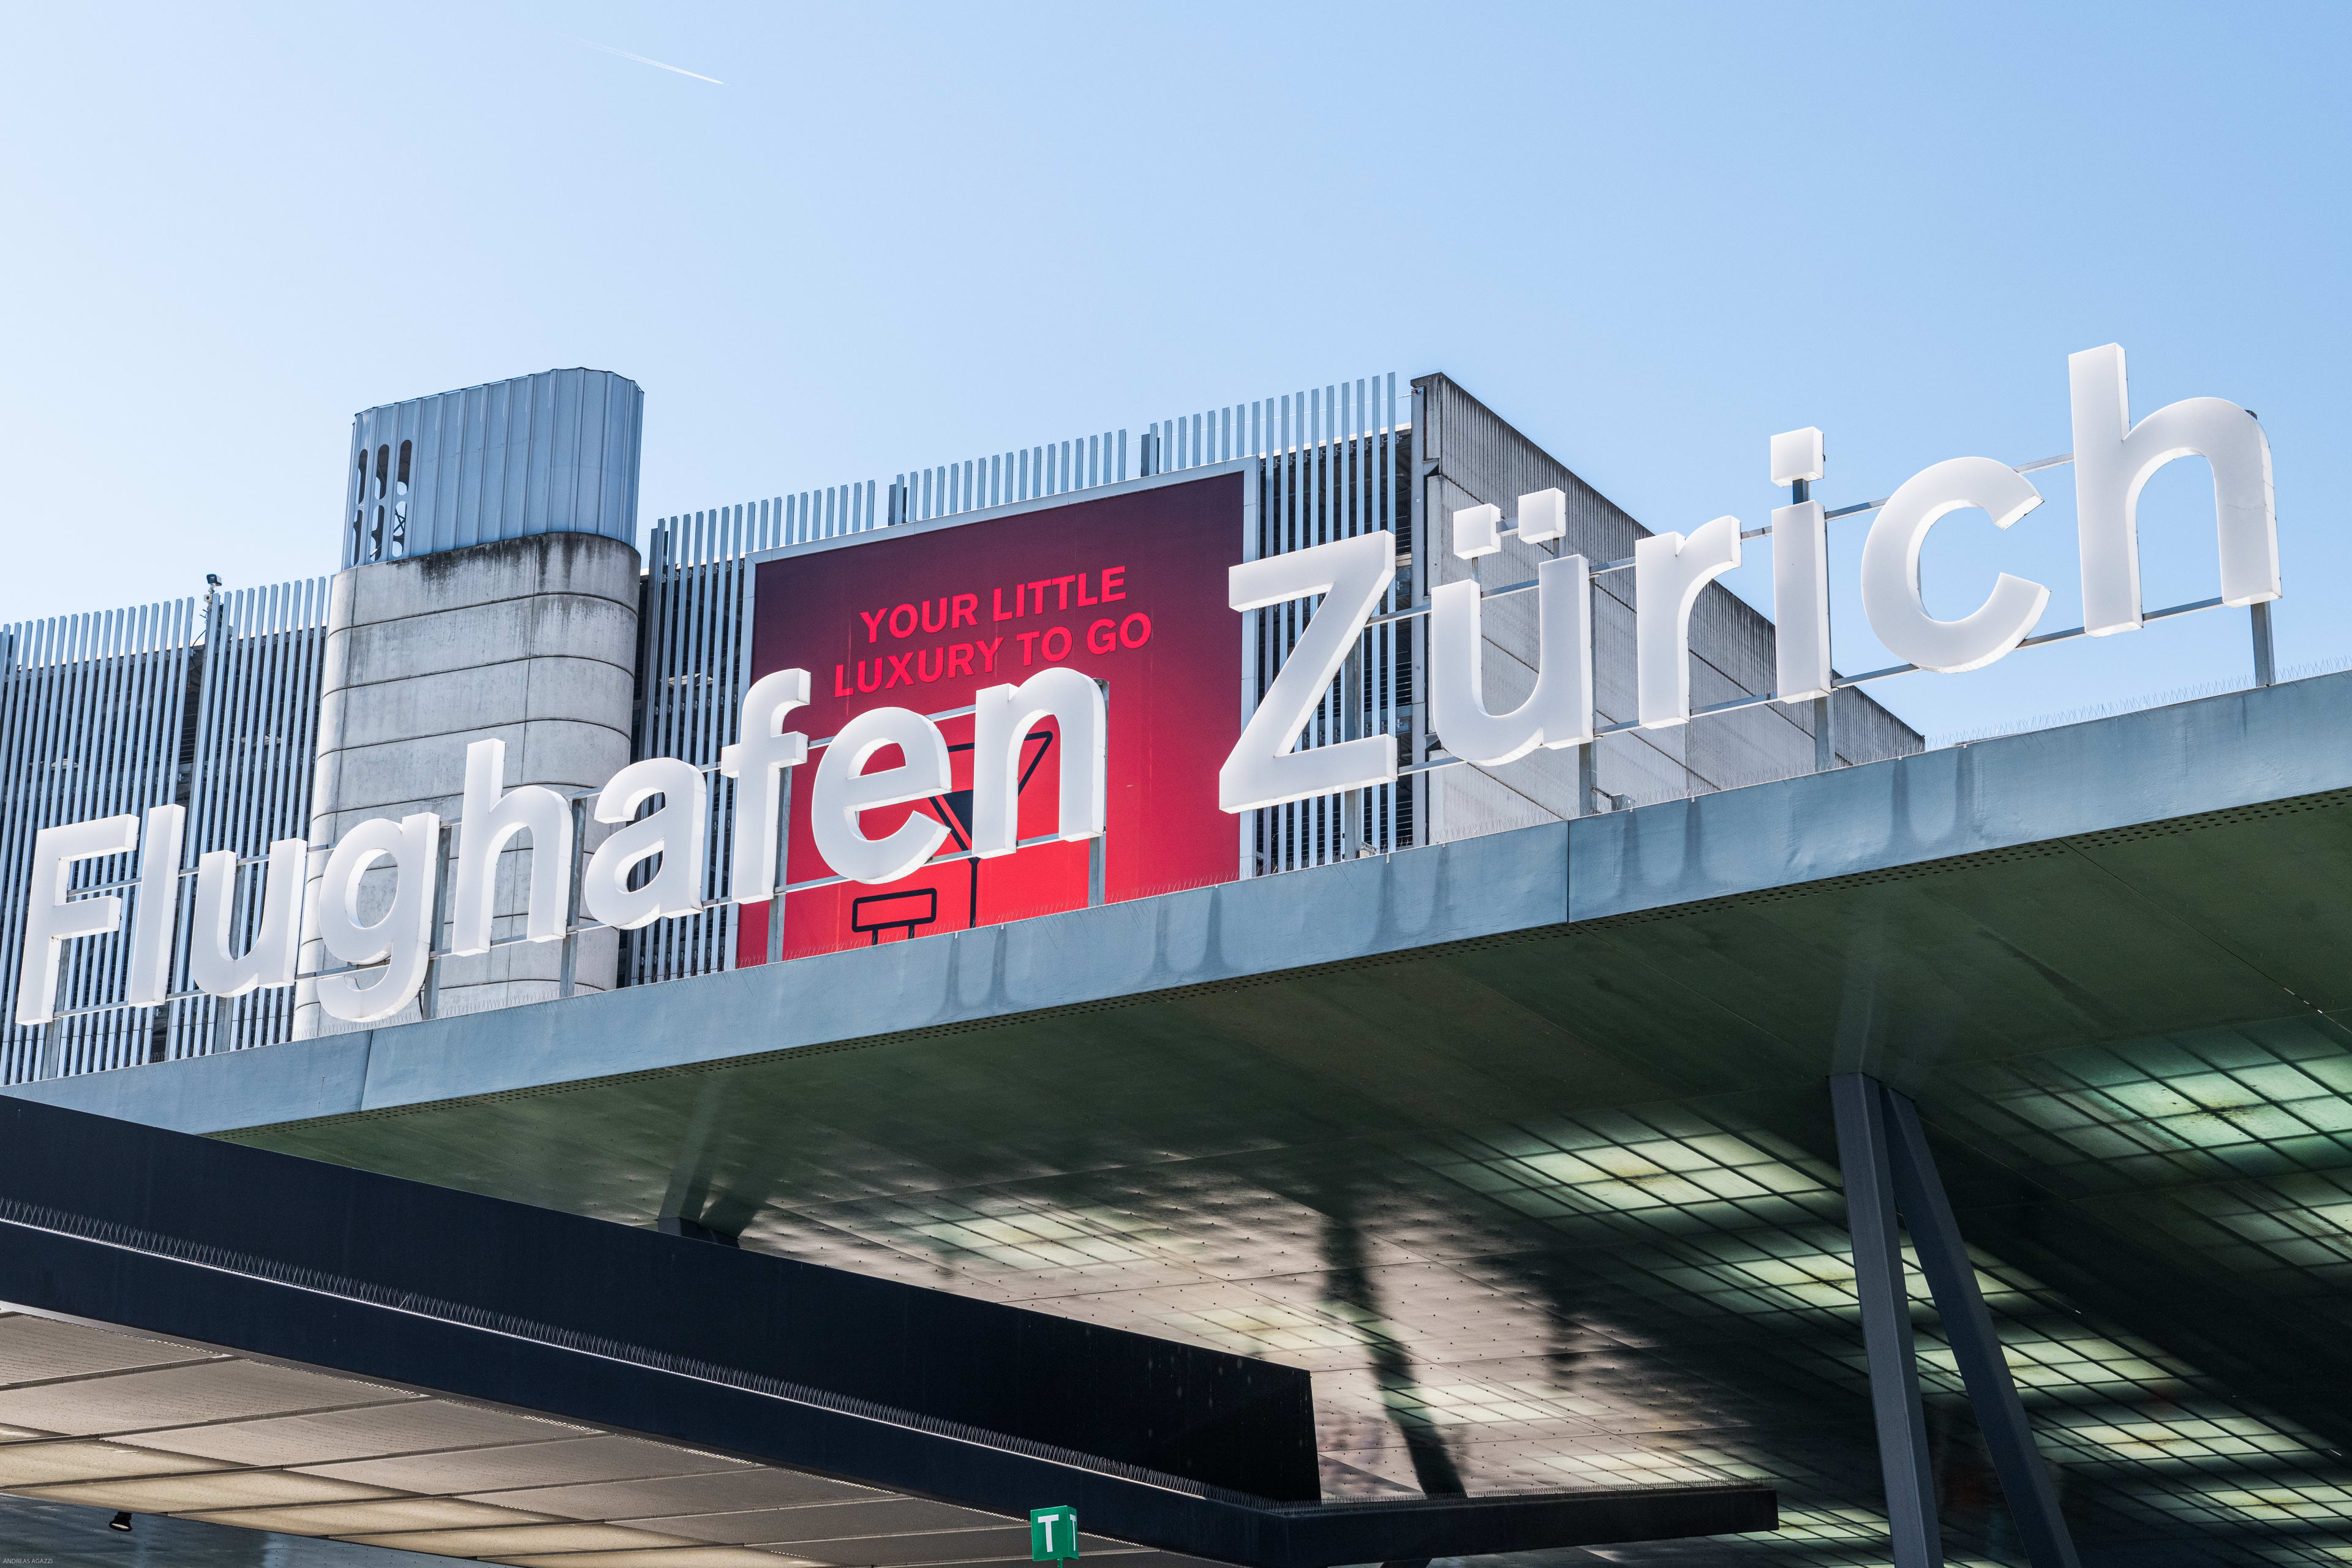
1831;1072;2081;1568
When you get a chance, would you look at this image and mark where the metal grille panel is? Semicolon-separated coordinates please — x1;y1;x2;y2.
622;378;1406;990
0;585;326;1082
1148;376;1409;873
891;431;1128;524
626;487;883;989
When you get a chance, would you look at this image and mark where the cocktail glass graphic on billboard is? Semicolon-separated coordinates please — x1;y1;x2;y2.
737;472;1245;963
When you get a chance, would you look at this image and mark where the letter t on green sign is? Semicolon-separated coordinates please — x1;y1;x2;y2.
1031;1506;1079;1562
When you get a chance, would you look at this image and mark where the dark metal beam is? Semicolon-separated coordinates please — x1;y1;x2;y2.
1830;1072;1943;1568
1882;1087;2081;1568
0;1096;1774;1566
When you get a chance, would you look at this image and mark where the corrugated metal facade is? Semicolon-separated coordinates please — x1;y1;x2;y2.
1411;373;1923;839
17;364;1928;1071
892;431;1129;522
1230;377;1412;874
3;377;1406;1057
0;583;328;1082
620;381;1408;987
344;368;643;567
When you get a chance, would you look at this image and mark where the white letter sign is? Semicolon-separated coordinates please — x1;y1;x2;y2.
720;669;812;905
10;341;2297;1018
190;839;306;998
811;707;952;884
971;667;1107;857
315;813;440;1023
1860;457;2048;674
124;804;184;1008
453;737;573;954
1430;554;1594;764
2071;342;2277;637
14;816;137;1027
1635;516;1743;728
584;758;709;929
1770;428;1832;706
1219;530;1396;812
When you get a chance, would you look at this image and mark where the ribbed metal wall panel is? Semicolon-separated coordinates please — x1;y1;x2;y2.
624;486;882;989
1142;377;1411;873
0;583;326;1081
344;369;644;568
178;581;330;1056
622;379;1406;989
891;430;1127;523
4;377;1409;1027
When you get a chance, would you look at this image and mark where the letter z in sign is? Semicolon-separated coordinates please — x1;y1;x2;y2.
1219;530;1396;812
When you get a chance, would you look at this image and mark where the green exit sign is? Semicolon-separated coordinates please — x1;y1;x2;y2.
1030;1505;1079;1562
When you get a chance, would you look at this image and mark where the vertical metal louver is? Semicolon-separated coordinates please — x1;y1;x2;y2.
0;583;328;1082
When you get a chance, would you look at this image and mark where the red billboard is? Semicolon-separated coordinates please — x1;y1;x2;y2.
738;471;1244;963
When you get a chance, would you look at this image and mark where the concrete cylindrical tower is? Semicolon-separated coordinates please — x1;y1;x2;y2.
296;371;644;1038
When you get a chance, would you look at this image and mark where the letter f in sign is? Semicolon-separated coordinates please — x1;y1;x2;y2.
1030;1506;1079;1563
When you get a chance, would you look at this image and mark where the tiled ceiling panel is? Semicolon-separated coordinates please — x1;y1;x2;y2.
0;1313;1219;1568
486;1550;827;1568
0;1311;213;1382
0;1357;413;1436
712;1499;1005;1539
301;1434;746;1493
0;1437;230;1485
187;1497;567;1536
20;1469;395;1512
469;1469;880;1521
630;1509;886;1547
346;1522;709;1554
138;1400;595;1466
774;1527;1039;1566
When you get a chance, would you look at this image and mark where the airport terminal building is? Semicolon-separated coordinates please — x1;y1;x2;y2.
0;360;2340;1568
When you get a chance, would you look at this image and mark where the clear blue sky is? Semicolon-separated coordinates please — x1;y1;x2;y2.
4;2;2345;742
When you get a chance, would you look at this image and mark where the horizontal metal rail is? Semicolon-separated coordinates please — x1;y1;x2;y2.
1369;451;2249;729
1396;590;2233;781
1374;452;2081;628
1828;594;2225;688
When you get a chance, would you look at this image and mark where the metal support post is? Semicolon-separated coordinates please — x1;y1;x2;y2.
1792;475;1839;773
1575;564;1600;818
420;822;453;1021
1340;645;1363;859
559;796;587;998
1090;676;1111;901
766;771;791;966
1408;382;1436;846
1830;1073;1942;1568
1882;1089;2081;1568
2252;600;2277;687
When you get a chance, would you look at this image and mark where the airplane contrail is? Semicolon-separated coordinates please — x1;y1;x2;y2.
578;37;723;85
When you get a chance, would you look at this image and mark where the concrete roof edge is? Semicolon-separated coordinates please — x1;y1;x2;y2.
6;821;1569;1137
17;670;2348;1144
1569;668;2352;922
